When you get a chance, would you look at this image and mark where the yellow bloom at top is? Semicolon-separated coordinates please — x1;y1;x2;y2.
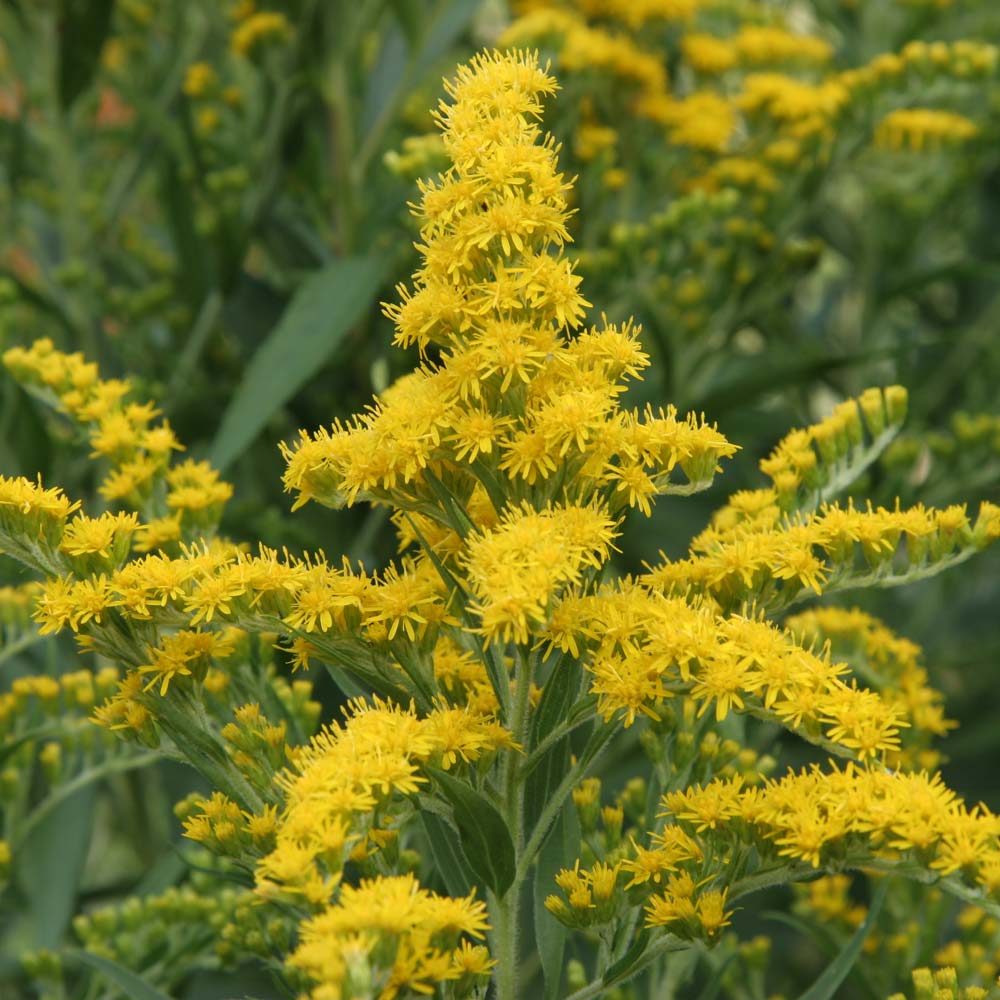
282;49;736;522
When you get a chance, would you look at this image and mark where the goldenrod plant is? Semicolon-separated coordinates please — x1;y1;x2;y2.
2;49;1000;1000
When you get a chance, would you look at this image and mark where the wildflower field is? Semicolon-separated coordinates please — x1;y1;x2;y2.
2;1;1000;999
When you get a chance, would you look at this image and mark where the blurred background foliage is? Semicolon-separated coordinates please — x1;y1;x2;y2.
1;0;999;997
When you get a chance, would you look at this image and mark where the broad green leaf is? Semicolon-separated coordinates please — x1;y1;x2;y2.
69;950;173;1000
795;877;888;1000
420;810;476;899
426;767;516;897
533;799;580;1000
18;786;95;949
210;255;386;470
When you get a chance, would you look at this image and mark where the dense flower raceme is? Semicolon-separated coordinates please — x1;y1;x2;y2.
3;48;1000;1000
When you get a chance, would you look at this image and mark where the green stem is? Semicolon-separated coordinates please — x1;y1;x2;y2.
515;721;616;885
563;933;691;1000
493;646;534;1000
520;699;598;779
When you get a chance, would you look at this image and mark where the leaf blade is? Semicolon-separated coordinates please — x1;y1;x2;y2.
426;767;516;898
210;255;386;470
69;950;174;1000
795;877;888;1000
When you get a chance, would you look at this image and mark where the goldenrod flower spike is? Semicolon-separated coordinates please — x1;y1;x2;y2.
283;49;735;524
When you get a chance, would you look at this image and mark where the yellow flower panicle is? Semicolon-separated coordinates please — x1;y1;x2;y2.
3;339;185;513
638;387;1000;613
0;474;81;573
289;874;492;1000
875;108;979;151
786;606;955;766
282;50;736;523
2;340;234;555
656;762;1000;888
209;697;510;998
645;495;1000;614
756;385;908;511
549;581;907;759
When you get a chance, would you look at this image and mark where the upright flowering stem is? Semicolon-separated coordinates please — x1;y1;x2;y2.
493;644;534;1000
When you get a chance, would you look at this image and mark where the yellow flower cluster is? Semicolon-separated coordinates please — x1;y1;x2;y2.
290;875;493;1000
684;25;833;74
661;763;1000;882
926;905;1000;998
636;387;1000;613
463;502;617;644
230;9;289;56
0;665;119;739
544;859;626;926
0;474;80;574
875;108;979;151
786;606;954;766
282;49;735;556
667;386;902;543
248;697;512;901
842;39;997;91
503;1;998;221
2;340;233;552
890;966;995;1000
656;493;999;608
548;581;909;758
182;697;509;998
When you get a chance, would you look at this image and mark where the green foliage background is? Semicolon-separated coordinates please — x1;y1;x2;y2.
1;0;999;997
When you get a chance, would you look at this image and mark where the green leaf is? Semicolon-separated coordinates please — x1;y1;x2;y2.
426;767;516;898
69;950;173;1000
524;657;579;833
420;809;477;899
533;799;580;1000
210;255;386;470
795;877;888;1000
18;785;95;949
603;928;651;986
697;953;737;1000
57;0;116;107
